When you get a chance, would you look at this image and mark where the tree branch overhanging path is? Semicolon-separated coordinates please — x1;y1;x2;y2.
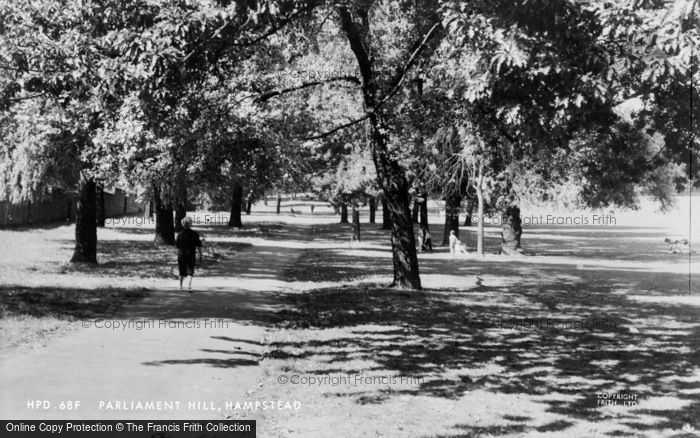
1;0;695;291
248;15;445;144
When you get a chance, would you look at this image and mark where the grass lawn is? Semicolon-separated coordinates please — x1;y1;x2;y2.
255;214;699;438
0;200;697;437
0;215;253;356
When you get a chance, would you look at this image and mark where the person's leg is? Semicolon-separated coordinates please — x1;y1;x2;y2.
187;251;196;292
178;261;186;290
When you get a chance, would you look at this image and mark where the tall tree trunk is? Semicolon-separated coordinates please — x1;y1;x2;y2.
276;194;281;214
245;196;252;215
383;183;421;289
174;171;187;232
369;197;376;224
147;197;154;217
96;184;105;227
464;196;476;226
352;204;360;241
228;179;243;227
419;192;429;229
70;174;97;263
340;203;349;224
338;6;420;289
381;198;391;230
411;200;419;223
476;187;485;257
501;205;523;255
442;193;461;246
153;182;175;245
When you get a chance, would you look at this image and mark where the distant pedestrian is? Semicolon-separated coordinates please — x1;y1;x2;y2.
449;230;468;256
420;226;433;252
176;217;202;293
310;205;315;215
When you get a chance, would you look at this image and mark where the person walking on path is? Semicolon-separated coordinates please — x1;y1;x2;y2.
449;229;468;256
176;217;203;292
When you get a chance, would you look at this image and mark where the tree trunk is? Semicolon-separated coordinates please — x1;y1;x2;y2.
228;179;243;227
245;196;252;215
381;198;391;230
174;171;187;232
442;193;461;246
476;188;485;257
369;197;376;224
412;200;419;224
96;184;105;227
276;194;281;214
383;184;421;289
464;196;476;226
340;203;349;224
501;205;523;255
153;182;175;246
419;192;429;229
338;6;421;289
352;204;360;241
147;197;154;217
70;174;97;263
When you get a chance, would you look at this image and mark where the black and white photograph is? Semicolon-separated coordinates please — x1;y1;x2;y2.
0;0;698;437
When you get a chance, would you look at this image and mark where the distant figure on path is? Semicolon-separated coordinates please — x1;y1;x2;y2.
419;226;433;252
310;205;315;215
176;217;202;293
449;230;468;256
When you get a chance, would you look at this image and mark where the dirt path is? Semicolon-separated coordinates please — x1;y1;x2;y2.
0;235;303;421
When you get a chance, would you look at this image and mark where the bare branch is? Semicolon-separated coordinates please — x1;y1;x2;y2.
254;76;360;102
230;5;316;48
303;115;369;141
10;92;47;102
183;5;314;62
377;20;445;107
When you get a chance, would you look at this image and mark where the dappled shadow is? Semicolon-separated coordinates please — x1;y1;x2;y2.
56;238;252;280
272;282;700;435
0;285;149;318
269;222;700;436
119;287;279;322
143;357;259;367
140;335;264;369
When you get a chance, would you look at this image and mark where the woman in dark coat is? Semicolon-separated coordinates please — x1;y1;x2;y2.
176;217;202;292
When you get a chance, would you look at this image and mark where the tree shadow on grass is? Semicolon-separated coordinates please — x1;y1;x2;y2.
143;357;259;367
272;282;700;436
270;223;700;437
0;286;149;319
57;239;252;279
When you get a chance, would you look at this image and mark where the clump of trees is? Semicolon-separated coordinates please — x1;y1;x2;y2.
0;0;696;289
